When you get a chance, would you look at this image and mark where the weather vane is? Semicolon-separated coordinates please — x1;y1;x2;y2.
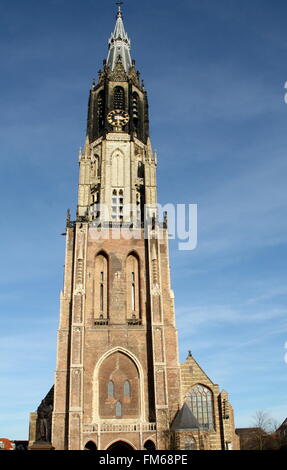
116;1;124;8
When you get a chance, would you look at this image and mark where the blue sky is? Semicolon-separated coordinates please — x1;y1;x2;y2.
0;0;287;439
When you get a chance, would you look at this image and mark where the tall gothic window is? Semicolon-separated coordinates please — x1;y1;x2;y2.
114;86;125;110
97;91;105;129
124;380;131;397
108;381;114;398
126;254;140;319
100;272;104;311
185;385;214;431
111;189;124;221
94;253;108;319
111;151;124;187
115;401;122;418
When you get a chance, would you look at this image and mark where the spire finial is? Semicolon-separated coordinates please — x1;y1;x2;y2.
116;1;124;16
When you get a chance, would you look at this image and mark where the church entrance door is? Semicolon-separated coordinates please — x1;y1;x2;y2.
107;441;134;450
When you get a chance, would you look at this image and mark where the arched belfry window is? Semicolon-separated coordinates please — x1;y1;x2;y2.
114;86;125;110
97;91;105;129
186;385;214;431
132;92;139;127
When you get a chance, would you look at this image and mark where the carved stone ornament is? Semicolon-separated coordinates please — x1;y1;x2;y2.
114;271;121;282
74;286;85;296
109;59;127;82
106;132;130;142
151;284;161;296
77;229;85;260
128;66;140;87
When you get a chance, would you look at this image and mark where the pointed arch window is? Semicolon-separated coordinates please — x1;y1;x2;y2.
94;253;108;319
123;380;131;397
100;272;104;311
108;381;114;398
126;254;140;320
111;151;124;187
132;92;139;126
98;351;140;419
114;86;125;110
186;385;214;431
115;401;122;418
131;272;136;312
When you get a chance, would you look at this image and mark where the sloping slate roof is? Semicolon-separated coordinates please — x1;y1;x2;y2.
277;417;287;433
171;403;200;431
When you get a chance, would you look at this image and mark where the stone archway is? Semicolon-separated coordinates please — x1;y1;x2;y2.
84;441;97;450
107;440;135;451
97;351;141;420
144;439;156;450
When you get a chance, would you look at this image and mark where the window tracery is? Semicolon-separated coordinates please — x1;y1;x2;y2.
185;384;214;430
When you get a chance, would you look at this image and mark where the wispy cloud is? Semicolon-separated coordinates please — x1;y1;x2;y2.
247;286;287;304
177;304;287;330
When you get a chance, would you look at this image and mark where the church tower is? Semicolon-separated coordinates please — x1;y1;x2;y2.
28;6;239;451
52;6;181;450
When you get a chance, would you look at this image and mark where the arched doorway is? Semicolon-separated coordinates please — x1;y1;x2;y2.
144;439;156;451
84;441;97;450
107;441;134;451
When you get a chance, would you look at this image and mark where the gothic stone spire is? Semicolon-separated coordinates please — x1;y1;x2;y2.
107;5;132;73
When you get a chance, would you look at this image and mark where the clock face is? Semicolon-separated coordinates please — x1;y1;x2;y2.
107;109;130;129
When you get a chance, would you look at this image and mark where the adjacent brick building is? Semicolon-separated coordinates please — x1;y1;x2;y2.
29;6;239;451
